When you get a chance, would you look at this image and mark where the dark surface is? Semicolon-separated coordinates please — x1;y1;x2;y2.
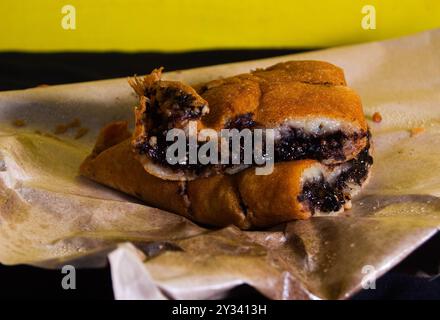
0;50;310;91
0;51;439;300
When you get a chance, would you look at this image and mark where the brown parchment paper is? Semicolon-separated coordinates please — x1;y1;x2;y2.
1;29;440;300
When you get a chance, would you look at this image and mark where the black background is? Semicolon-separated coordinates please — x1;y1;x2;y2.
0;51;439;300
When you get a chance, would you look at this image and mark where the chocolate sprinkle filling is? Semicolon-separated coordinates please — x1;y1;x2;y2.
274;128;358;162
298;143;373;214
224;113;256;130
136;125;366;177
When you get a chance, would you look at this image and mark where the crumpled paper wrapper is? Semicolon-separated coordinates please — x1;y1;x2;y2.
1;29;439;300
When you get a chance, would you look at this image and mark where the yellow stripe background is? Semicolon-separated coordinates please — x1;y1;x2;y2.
0;0;439;52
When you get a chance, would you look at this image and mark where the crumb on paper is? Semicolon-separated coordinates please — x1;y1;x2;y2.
54;118;82;134
75;127;89;139
54;124;68;134
34;130;62;141
12;119;26;127
68;118;81;128
372;112;382;123
410;127;425;137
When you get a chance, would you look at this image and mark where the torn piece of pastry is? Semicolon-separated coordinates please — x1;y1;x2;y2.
130;60;368;181
80;122;372;229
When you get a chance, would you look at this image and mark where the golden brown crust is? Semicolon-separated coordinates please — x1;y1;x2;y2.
237;161;315;227
186;175;251;229
88;121;131;156
186;161;319;228
80;123;190;216
256;60;347;85
255;83;366;130
199;60;351;131
200;61;365;131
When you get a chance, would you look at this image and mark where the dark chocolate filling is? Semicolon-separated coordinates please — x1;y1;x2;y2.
300;180;345;213
274;128;357;162
136;131;209;176
224;113;256;130
147;86;206;124
298;145;373;214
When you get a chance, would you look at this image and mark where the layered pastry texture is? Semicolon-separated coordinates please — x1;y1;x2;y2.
80;122;372;229
129;60;368;181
